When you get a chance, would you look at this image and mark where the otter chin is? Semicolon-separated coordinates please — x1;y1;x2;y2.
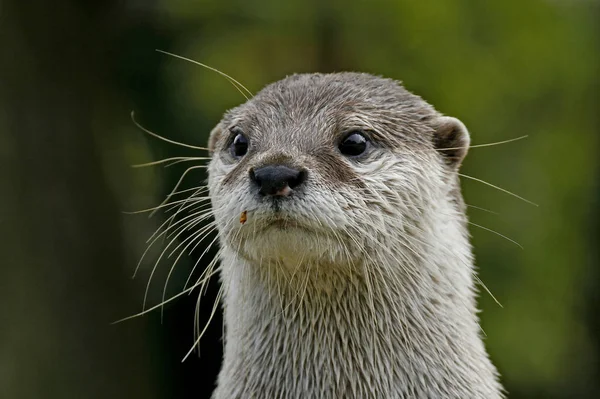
206;72;504;399
235;208;354;267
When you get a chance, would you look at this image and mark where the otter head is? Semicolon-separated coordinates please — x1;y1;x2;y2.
207;73;470;270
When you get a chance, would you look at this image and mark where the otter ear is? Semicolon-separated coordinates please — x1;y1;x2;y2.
208;123;224;155
432;116;470;169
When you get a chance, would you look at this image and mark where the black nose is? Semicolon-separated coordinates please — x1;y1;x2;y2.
249;165;306;196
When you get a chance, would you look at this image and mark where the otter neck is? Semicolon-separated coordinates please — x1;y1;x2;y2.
213;217;503;399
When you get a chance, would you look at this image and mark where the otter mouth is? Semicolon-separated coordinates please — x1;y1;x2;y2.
267;218;305;229
240;206;316;234
262;195;291;213
248;196;309;230
240;195;321;236
258;216;313;233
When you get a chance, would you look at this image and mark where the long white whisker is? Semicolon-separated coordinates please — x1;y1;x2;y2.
139;211;214;309
466;204;499;215
150;165;207;218
156;49;253;100
184;232;220;290
132;209;210;279
183;283;224;362
131;111;209;151
459;173;538;206
159;222;218;318
417;135;529;153
467;221;523;249
132;156;210;168
123;195;210;215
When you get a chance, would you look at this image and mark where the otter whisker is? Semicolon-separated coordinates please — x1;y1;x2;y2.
467;134;528;149
467;221;523;249
184;217;233;345
474;275;503;309
112;266;215;325
131;111;209;151
183;239;222;292
189;264;222;347
160;225;217;319
190;246;223;343
283;249;309;318
164;203;213;240
132;209;210;278
118;253;220;326
275;259;285;315
168;185;210;197
164;159;209;168
156;191;210;215
283;248;307;287
164;221;217;268
412;227;503;313
193;285;203;354
370;229;434;298
183;230;220;291
143;222;200;311
348;223;414;352
341;222;382;334
140;210;214;308
132;156;210;168
418;134;529;153
349;219;424;283
163;187;211;235
177;200;214;216
184;283;224;362
466;204;499;215
395;217;504;309
266;259;307;323
165;197;211;216
150;164;207;218
123;195;210;215
187;246;221;296
112;286;195;324
162;208;213;241
459;173;538;206
156;49;253;100
290;259;312;321
134;186;209;216
145;206;211;247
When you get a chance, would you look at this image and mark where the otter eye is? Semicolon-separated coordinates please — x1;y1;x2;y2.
339;131;368;156
231;132;249;158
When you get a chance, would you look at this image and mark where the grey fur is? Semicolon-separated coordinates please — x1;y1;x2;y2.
207;73;504;398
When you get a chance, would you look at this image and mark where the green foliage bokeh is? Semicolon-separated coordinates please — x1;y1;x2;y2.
148;0;599;396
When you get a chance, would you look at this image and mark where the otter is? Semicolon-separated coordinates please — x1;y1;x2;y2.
204;72;504;398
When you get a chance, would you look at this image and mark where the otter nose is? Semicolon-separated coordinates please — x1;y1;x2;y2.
249;165;306;196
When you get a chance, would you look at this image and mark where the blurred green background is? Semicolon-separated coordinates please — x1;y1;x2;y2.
1;0;598;398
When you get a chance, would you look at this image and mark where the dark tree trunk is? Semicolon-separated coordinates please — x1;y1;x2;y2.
0;1;160;398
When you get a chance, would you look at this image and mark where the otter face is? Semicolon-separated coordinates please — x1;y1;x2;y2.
207;73;469;268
